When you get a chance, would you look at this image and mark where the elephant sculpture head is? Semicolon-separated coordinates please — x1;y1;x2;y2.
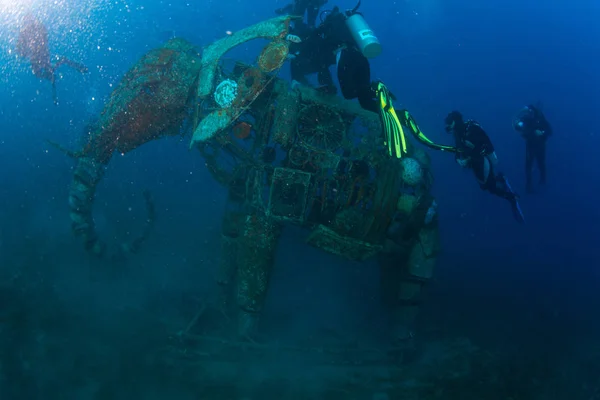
60;17;294;259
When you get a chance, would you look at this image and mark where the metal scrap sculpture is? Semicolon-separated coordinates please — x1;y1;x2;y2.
62;16;440;343
184;19;440;341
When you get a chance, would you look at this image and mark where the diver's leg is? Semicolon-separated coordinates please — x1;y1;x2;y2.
317;66;336;93
487;173;511;200
478;158;511;199
337;48;377;112
473;155;490;188
357;86;378;113
537;140;547;184
525;140;534;192
484;172;510;204
50;71;58;104
290;58;311;87
490;172;526;222
336;49;357;99
473;156;523;221
51;81;57;104
216;207;245;315
54;56;88;74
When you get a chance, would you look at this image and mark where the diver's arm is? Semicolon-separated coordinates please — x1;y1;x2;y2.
454;146;470;167
538;117;552;138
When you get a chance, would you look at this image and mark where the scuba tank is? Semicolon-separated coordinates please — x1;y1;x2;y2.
344;0;382;58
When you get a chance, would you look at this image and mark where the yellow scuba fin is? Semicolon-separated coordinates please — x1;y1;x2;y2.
376;82;407;158
401;110;459;153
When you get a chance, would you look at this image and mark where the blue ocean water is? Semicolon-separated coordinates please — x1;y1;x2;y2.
0;0;598;398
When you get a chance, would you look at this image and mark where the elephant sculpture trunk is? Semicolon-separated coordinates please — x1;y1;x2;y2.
63;38;203;258
68;155;155;258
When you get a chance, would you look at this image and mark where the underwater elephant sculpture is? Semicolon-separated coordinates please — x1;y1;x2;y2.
61;17;294;258
58;14;441;345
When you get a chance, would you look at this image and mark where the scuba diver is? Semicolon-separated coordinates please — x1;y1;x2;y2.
16;13;88;104
445;111;525;223
284;1;410;157
275;0;329;28
513;104;552;193
284;1;460;161
286;18;337;94
285;1;381;106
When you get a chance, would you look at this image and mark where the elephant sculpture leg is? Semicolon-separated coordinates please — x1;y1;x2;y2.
68;154;155;260
379;250;419;342
216;208;245;315
69;156;107;256
235;213;281;337
380;200;440;343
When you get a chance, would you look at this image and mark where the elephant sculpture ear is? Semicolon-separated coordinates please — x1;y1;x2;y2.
68;156;156;259
190;15;294;147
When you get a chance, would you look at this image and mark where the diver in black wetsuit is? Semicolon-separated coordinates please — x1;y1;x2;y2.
284;1;440;161
286;19;337;92
276;0;329;28
445;111;524;223
285;4;379;113
513;104;552;193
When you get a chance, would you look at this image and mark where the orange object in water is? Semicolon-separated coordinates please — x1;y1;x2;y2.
258;40;289;73
233;121;252;139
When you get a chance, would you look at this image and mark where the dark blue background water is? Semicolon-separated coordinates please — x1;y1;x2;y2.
0;0;598;398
